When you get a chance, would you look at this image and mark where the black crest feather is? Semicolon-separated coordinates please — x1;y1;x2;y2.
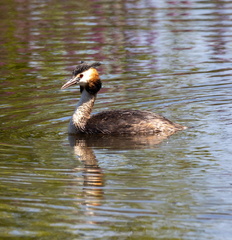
72;61;101;76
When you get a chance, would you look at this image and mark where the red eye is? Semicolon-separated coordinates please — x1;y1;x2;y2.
79;74;83;78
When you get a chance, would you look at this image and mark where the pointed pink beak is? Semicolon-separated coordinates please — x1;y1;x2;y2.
61;75;81;90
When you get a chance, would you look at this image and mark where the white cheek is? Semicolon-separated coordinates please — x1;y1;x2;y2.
79;72;91;84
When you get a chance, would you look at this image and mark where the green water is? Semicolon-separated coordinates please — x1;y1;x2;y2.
1;0;232;239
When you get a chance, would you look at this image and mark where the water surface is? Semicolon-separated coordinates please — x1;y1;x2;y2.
1;0;232;239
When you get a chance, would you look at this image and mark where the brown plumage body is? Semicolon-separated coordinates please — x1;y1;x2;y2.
84;110;185;135
61;62;186;136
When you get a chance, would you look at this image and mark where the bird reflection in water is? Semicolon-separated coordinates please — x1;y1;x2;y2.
69;134;104;209
68;132;172;205
67;132;180;223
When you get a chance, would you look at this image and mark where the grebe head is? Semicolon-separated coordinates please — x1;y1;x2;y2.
61;62;102;94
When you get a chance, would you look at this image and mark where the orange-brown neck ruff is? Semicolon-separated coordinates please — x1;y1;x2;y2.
80;68;102;95
84;79;102;95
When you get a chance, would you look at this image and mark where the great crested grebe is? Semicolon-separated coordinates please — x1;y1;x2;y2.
61;62;187;135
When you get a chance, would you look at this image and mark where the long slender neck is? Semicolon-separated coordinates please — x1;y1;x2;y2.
68;89;96;134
